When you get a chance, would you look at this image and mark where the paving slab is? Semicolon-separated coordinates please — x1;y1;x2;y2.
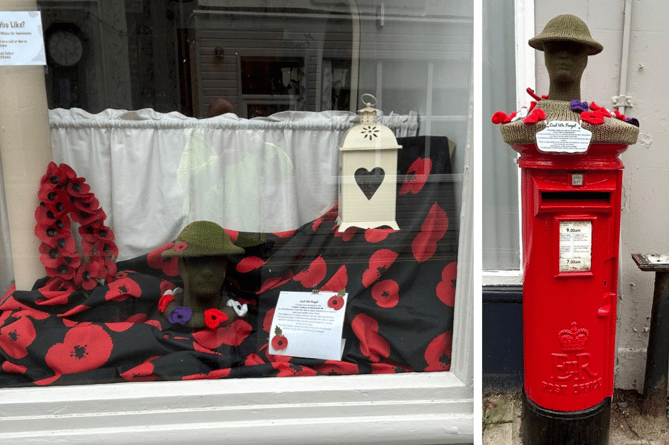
483;423;513;445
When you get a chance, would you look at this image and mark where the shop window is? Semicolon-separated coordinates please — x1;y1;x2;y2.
0;1;473;443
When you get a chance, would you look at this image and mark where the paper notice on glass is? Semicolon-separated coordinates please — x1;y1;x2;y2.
0;11;46;66
537;121;592;154
559;221;592;272
269;291;347;360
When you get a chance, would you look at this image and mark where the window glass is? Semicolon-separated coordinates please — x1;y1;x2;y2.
0;0;471;387
482;0;520;270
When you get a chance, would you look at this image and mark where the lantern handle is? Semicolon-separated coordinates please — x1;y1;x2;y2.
361;93;377;107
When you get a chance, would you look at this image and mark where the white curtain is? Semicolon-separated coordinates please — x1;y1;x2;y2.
44;108;417;262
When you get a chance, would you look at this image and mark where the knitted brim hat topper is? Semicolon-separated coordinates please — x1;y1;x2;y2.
161;221;244;258
529;14;603;56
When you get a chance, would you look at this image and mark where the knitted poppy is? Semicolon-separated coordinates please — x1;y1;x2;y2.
34;216;71;244
491;111;513;125
66;177;91;198
204;308;229;329
40;162;74;189
75;261;102;291
46;262;77;281
72;207;104;226
38;188;71;217
581;110;605;125
39;242;78;269
589;102;611;117
157;293;176;312
626;117;640;127
34;205;58;226
526;88;548;101
523;107;547;124
168;306;192;325
570;100;589;113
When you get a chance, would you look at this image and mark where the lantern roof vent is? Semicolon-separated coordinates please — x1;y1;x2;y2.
340;94;402;151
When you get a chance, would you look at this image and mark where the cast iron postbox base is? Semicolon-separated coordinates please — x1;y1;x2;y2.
521;391;611;445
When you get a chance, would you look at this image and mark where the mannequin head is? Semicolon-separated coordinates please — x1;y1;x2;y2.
528;14;603;101
543;40;589;101
160;221;245;328
179;256;228;302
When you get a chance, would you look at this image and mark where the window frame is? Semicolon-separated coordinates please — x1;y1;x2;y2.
0;2;474;443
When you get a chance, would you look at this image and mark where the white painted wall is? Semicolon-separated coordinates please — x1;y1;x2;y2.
532;0;669;391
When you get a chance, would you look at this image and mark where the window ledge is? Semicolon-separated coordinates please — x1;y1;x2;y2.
482;270;523;287
0;372;473;445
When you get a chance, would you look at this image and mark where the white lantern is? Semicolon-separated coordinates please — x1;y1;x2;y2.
337;94;401;232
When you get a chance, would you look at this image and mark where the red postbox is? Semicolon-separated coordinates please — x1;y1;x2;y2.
493;14;640;444
498;98;639;444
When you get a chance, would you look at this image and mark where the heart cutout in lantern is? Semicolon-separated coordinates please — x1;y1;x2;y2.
355;167;385;200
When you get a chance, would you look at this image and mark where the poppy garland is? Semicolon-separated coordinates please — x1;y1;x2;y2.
34;162;118;292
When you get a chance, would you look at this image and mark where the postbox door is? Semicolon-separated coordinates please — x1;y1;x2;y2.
522;169;621;412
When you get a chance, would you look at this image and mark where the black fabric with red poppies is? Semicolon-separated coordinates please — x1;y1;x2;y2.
0;136;457;386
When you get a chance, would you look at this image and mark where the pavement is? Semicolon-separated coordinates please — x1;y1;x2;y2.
482;389;669;444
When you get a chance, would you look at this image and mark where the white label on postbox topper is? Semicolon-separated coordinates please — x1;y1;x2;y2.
536;121;592;154
559;221;592;272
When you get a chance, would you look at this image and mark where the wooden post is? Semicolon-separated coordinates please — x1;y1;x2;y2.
0;0;52;290
632;253;669;417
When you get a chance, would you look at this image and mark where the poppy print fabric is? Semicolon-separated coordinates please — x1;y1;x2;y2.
0;136;457;386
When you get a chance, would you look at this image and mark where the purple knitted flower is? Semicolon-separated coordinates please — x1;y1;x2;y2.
570;100;589;113
625;117;640;127
168;306;192;325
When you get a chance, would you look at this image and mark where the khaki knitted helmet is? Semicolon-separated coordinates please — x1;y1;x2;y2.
529;14;603;55
161;221;244;258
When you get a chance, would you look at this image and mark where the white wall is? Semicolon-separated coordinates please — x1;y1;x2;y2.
533;0;669;391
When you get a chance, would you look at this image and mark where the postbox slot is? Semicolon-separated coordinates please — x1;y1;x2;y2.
540;191;611;208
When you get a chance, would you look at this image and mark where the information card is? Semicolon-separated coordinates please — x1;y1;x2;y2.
559;221;592;272
269;290;347;360
536;120;592;154
0;11;46;66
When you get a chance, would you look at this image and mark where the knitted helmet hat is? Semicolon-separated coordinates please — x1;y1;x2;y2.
529;14;603;56
161;220;244;259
